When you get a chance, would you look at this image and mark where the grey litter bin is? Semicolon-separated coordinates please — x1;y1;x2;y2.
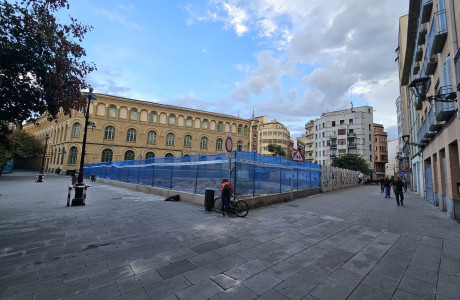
204;188;215;211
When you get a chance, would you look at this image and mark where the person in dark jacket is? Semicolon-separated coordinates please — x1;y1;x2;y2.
383;176;391;198
392;177;406;206
220;179;233;217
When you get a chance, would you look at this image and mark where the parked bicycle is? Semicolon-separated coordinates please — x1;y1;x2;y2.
213;193;249;217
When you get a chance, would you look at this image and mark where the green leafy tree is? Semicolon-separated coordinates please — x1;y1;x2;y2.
267;143;287;158
0;125;43;173
331;153;372;174
0;0;96;126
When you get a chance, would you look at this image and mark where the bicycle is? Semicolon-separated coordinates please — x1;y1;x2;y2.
213;193;249;217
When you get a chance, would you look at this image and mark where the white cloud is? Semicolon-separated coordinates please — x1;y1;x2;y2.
221;2;249;36
98;8;142;30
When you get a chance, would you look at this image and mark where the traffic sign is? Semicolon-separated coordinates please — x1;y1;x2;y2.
225;137;233;152
291;150;304;162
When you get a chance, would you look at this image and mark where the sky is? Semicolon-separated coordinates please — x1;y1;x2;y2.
61;0;409;140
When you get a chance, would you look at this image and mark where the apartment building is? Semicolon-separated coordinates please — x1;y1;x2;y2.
257;120;292;157
313;106;374;172
398;0;460;219
373;123;389;180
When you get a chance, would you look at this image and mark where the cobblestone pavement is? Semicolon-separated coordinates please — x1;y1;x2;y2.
1;170;460;300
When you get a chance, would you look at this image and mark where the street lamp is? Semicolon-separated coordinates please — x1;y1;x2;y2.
36;134;50;182
409;77;457;103
402;134;420;147
72;88;96;206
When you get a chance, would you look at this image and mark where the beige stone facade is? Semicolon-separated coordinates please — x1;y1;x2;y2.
22;94;251;174
398;0;460;219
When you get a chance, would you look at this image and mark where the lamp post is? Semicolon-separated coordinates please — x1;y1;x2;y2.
36;134;50;182
72;88;96;206
409;77;457;103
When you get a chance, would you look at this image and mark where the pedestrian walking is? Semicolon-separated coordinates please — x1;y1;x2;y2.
402;177;408;192
379;178;384;193
392;177;407;206
220;179;233;217
383;176;391;198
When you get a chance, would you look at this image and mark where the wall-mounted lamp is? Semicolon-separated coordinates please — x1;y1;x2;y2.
409;77;457;103
402;134;420;147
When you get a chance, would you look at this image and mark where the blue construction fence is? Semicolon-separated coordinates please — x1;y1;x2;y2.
84;151;321;197
2;160;13;174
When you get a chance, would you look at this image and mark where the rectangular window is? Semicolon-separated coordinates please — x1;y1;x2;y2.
338;129;346;135
332;121;336;127
338;139;346;145
349;119;353;124
370;155;373;162
369;134;372;141
340;120;344;125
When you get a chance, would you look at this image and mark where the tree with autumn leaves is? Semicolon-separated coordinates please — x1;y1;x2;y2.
0;0;95;170
0;0;96;125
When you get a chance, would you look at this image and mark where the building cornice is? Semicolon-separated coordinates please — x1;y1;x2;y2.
401;0;421;86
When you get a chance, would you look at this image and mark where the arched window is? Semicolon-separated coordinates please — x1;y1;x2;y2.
124;150;135;160
104;126;115;140
216;138;223;150
168;114;176;125
237;141;243;151
244;126;248;135
200;137;208;149
108;105;117;117
147;131;157;144
217;121;223;132
186;117;193;127
184;135;192;147
72;123;81;137
68;146;78;164
202;119;209;130
150;111;157;123
238;124;243;134
126;128;137;142
166;133;175;146
101;149;113;162
145;152;155;159
165;153;174;157
130;108;138;120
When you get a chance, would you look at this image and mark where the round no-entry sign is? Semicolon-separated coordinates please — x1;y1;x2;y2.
225;137;233;152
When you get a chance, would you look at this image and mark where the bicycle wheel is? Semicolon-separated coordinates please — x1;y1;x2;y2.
213;197;222;213
235;200;249;217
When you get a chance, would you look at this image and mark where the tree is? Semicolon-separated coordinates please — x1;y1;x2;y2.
267;143;286;158
0;125;43;173
331;153;372;174
0;0;96;126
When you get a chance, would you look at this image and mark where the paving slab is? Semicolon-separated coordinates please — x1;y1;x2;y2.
1;171;460;300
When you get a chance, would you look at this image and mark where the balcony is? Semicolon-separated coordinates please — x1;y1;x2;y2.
427;106;444;131
417;106;435;144
347;132;356;139
426;54;437;75
413;62;421;75
421;0;433;23
330;153;337;158
435;86;456;121
348;142;356;148
430;10;448;55
330;143;337;149
418;23;428;45
415;46;423;62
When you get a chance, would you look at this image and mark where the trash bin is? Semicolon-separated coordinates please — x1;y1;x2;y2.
204;188;215;211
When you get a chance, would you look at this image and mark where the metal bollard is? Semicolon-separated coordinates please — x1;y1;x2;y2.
67;186;72;206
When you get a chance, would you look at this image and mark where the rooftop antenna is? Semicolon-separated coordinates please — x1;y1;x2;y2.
350;88;354;109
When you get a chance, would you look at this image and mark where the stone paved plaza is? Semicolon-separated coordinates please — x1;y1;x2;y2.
1;171;460;299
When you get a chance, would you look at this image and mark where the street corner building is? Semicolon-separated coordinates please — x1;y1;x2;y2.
396;0;460;219
19;94;251;175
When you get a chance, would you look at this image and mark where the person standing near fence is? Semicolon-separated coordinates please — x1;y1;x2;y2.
221;179;233;217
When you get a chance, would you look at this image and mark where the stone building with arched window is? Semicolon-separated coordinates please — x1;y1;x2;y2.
22;93;251;174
